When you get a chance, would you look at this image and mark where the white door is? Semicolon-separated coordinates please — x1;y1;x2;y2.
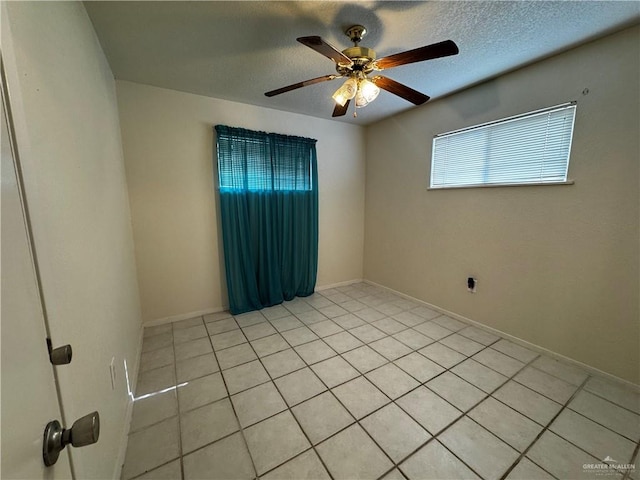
1;70;73;479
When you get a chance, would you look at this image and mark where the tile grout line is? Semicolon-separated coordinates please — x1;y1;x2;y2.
260;288;638;478
292;306;498;478
144;316;510;386
131;287;447;477
204;313;634;480
128;322;185;480
287;288;552;477
204;298;534;478
387;329;598;478
236;316;338;480
127;458;181;480
622;442;639;480
230;292;445;478
134;285;638;480
204;321;262;480
384;338;540;480
148;316;262;477
172;317;203;480
575;387;640;418
498;375;592;480
411;330;635;443
122;327;184;480
565;403;640;445
487;366;640;460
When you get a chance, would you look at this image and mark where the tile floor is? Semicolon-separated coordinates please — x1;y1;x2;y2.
122;283;640;480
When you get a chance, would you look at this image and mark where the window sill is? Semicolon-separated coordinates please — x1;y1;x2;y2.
428;180;574;191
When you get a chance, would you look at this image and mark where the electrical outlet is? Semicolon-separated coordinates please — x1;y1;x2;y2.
467;277;477;293
109;357;117;390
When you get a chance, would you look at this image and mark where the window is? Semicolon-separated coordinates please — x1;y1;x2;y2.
430;103;576;189
216;125;314;191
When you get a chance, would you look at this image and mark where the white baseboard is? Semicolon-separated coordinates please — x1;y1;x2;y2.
113;322;145;479
142;280;363;327
316;278;364;291
144;306;229;327
364;280;640;391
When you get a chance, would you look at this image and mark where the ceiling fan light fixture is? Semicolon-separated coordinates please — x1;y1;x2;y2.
355;89;368;108
332;77;357;106
355;78;380;108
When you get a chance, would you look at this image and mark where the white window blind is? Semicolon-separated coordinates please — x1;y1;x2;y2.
430;103;576;189
216;126;316;192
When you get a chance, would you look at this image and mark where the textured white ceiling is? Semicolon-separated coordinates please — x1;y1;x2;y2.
84;1;639;125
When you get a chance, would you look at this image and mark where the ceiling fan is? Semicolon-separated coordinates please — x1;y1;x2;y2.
265;25;459;118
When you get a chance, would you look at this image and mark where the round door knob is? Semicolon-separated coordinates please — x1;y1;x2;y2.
43;411;100;466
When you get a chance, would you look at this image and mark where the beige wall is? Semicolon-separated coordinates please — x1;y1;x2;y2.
116;81;365;323
364;26;639;383
2;1;142;477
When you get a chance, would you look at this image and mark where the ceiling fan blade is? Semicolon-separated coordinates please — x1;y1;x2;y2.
375;40;459;70
372;76;430;105
265;74;339;97
332;99;350;117
297;36;354;67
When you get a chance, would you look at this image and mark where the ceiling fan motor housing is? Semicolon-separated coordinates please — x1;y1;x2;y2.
338;46;376;75
337;26;376;75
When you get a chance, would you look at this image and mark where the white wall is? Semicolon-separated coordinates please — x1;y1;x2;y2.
116;81;366;323
364;26;639;384
2;2;142;477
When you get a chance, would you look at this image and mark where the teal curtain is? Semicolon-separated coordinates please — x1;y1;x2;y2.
215;125;318;314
